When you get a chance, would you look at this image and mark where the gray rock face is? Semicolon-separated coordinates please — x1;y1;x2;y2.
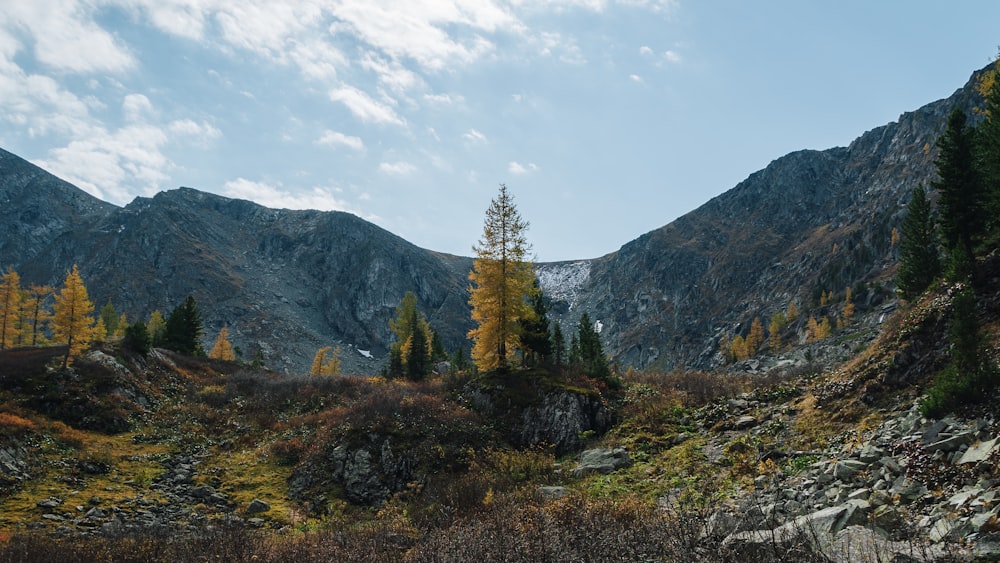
0;168;473;374
289;439;417;507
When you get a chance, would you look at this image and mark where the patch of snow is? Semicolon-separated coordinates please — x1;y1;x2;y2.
536;261;591;305
594;320;603;334
357;349;373;359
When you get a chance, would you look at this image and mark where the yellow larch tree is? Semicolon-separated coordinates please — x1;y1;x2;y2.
786;301;799;323
730;335;749;362
52;265;96;368
309;346;341;376
468;184;535;372
769;312;786;352
841;287;855;324
147;310;166;345
0;269;22;350
209;325;236;361
745;317;765;356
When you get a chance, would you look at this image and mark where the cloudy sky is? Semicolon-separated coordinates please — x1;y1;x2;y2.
1;1;999;261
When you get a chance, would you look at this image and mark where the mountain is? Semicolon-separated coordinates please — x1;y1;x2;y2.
538;65;987;371
0;64;990;373
0;164;473;373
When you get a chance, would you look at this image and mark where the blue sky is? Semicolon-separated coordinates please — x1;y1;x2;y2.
1;1;998;261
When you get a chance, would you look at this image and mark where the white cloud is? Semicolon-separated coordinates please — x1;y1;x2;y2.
639;45;654;56
123;94;155;122
463;128;488;144
629;74;643;83
4;0;135;73
33;124;171;204
222;178;358;212
316;130;365;151
379;161;417;176
508;161;539;175
423;92;465;105
663;49;682;63
329;85;406;126
168;119;222;146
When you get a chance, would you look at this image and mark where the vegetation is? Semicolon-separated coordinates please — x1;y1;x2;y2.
163;295;205;356
51;265;97;368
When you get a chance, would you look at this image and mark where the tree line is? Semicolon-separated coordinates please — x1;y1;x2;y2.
896;59;1000;416
0;264;231;367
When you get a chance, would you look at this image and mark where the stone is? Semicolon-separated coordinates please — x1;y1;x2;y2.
246;499;270;514
537;486;570;500
191;485;215;499
958;438;998;465
871;505;903;532
926;432;974;453
889;476;926;503
36;498;62;510
85;507;105;519
830;459;867;480
734;416;758;430
857;444;886;464
572;448;632;478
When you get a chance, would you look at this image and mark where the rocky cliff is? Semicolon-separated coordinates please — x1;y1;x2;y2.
539;65;988;371
0;166;473;374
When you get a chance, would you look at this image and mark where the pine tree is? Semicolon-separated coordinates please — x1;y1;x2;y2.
0;269;22;350
519;280;552;367
209;325;236;361
52;265;96;368
406;317;431;381
163;295;204;356
123;321;152;355
468;184;535;372
934;107;984;271
388;291;434;379
577;312;611;381
977;59;1000;246
897;186;941;298
551;322;565;368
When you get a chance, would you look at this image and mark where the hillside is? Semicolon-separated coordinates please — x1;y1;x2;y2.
0;255;998;560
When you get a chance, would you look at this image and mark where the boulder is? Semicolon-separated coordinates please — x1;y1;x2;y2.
572;448;632;478
958;438;998;465
246;499;270;514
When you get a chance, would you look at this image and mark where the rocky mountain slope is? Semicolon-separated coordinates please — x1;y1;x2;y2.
539;65;987;371
0;64;990;374
0;165;473;373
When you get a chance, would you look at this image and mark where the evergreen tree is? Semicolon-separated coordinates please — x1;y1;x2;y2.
163;295;204;356
577;312;611;381
468;184;535;371
933;107;984;273
388;291;434;379
0;269;22;351
430;332;446;361
52;265;96;368
977;60;1000;246
551;322;565;368
406;314;431;380
123;322;152;356
519;280;552;367
897;186;941;298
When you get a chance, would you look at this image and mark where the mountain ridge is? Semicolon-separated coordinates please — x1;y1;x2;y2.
0;63;990;373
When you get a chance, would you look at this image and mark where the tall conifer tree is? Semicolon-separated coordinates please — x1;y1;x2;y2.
897;186;941;298
52;265;96;367
468;184;535;372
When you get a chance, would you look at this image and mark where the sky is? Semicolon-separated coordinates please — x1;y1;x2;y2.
1;1;999;262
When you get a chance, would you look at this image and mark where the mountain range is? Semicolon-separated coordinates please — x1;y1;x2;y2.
0;64;989;374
